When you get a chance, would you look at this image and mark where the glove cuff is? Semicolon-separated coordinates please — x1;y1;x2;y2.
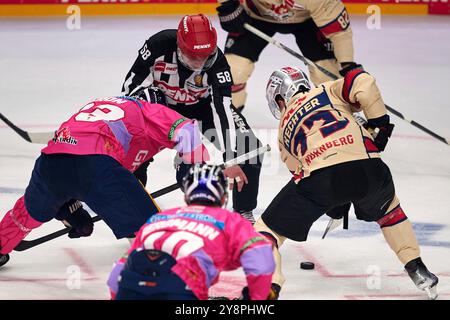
367;114;390;128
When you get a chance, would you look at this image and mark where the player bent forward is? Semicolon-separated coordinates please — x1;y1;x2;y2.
0;87;208;268
107;164;275;300
254;66;438;299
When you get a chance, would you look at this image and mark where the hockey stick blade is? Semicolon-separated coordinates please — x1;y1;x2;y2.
14;145;271;251
0;113;54;144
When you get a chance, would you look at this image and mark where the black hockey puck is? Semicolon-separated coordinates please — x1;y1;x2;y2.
300;262;315;270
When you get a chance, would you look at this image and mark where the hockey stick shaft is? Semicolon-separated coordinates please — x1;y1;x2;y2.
244;23;449;146
14;144;271;251
13;182;180;251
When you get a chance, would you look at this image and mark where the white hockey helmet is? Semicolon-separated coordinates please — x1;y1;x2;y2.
265;67;311;119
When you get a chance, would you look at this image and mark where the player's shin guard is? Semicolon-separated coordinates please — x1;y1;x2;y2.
0;196;43;254
254;218;286;289
378;203;438;298
378;205;420;265
308;58;341;85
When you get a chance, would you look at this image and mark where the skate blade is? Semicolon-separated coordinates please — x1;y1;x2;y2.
425;286;438;300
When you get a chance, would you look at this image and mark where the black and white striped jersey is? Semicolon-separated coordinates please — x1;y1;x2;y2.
121;30;236;158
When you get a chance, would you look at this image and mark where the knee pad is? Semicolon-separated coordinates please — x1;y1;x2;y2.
225;54;255;108
377;204;406;228
308;58;340;85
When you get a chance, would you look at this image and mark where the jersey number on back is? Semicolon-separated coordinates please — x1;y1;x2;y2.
143;231;204;260
294;110;349;156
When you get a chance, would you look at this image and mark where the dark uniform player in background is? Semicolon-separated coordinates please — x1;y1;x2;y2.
121;14;263;223
254;66;439;299
216;0;356;111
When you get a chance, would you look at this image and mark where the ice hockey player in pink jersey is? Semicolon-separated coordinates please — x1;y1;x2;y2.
0;87;208;268
107;164;275;300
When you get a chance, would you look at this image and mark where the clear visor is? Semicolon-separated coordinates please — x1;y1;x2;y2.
177;47;218;72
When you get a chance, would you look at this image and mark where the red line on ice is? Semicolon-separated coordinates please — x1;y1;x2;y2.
296;245;450;279
63;247;97;279
209;274;246;299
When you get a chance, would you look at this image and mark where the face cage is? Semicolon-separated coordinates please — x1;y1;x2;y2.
183;166;227;206
177;48;218;72
268;99;281;120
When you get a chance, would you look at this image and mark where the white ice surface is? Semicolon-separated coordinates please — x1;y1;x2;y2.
0;14;449;300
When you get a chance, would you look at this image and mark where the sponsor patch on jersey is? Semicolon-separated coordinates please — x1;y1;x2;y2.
154;80;207;104
53;127;78;145
154;61;178;74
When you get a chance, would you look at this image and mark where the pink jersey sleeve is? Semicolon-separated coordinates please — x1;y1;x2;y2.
225;212;275;300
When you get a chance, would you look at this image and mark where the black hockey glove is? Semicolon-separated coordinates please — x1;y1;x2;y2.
366;114;395;152
56;200;94;239
339;62;364;77
326;203;351;220
216;0;249;34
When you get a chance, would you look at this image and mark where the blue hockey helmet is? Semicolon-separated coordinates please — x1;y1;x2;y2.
182;164;228;207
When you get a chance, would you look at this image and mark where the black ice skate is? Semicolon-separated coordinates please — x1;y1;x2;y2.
0;253;10;268
239;211;255;225
405;257;438;300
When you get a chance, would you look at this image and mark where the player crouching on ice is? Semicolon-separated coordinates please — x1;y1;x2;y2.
0;87;208;268
254;66;439;299
107;164;276;300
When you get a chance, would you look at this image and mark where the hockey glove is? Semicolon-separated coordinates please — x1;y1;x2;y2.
339;62;364;77
57;200;94;238
366;114;395;152
216;0;249;34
